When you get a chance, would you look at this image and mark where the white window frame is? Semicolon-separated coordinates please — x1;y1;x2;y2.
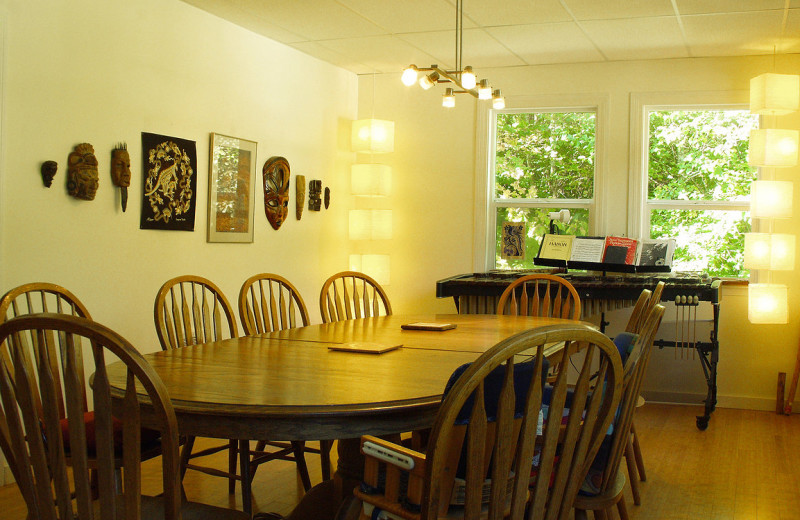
475;94;609;270
628;90;754;241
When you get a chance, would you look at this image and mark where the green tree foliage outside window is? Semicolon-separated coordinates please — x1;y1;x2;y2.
494;112;595;268
647;110;757;277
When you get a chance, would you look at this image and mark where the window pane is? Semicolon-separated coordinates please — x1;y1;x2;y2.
650;209;750;277
495;207;589;269
648;110;757;201
495;112;595;200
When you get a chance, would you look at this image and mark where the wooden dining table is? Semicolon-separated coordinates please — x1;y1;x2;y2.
106;313;576;519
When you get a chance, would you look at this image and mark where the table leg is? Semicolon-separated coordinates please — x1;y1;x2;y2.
284;438;363;520
240;439;252;517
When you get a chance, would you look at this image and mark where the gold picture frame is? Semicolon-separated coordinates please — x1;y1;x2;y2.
207;133;257;243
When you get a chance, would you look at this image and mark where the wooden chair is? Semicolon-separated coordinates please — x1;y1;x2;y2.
238;273;332;485
574;304;665;520
347;323;624;520
0;282;162;495
0;313;247;520
153;276;244;495
319;271;392;323
624;281;665;504
496;274;581;319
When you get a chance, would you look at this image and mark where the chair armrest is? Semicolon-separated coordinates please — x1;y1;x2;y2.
357;436;427;518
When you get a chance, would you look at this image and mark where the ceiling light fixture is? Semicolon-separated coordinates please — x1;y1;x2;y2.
401;0;503;110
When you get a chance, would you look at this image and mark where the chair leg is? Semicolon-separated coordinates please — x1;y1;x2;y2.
625;439;641;506
255;440;267;452
574;509;590;520
179;436;196;481
631;421;646;481
291;441;313;491
595;509;609;520
239;439;252;517
617;496;630;520
228;439;238;494
320;439;334;481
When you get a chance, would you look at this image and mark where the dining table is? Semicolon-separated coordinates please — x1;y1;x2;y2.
106;313;577;519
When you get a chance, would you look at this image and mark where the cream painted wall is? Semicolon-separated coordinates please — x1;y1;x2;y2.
359;54;800;412
0;0;357;347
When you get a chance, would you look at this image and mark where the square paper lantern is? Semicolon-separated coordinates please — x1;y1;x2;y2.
744;233;796;270
748;283;788;324
351;119;395;153
750;180;793;218
750;73;800;116
351;164;392;197
748;129;799;167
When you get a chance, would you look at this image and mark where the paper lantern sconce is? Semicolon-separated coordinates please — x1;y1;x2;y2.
351;119;395;153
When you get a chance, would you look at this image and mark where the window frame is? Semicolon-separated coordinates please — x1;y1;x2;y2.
475;94;609;270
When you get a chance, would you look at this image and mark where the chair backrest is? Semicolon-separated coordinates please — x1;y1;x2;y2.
319;271;392;323
154;275;238;350
597;304;665;495
420;323;623;520
624;288;652;333
239;273;310;335
496;274;581;319
0;313;182;520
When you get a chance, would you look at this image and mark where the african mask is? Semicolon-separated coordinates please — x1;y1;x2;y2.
111;143;132;211
295;174;306;220
67;143;99;201
308;179;322;211
324;187;330;209
262;156;290;230
41;161;57;187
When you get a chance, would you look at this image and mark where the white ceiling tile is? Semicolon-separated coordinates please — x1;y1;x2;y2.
486;22;605;65
682;11;789;56
674;0;787;15
336;0;465;33
462;0;572;27
398;29;526;70
581;16;688;61
316;35;440;74
562;0;675;20
782;9;800;53
289;41;374;73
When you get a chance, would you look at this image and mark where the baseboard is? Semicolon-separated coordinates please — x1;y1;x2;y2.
642;390;799;413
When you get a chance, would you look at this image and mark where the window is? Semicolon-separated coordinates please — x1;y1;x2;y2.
488;109;597;269
643;108;757;277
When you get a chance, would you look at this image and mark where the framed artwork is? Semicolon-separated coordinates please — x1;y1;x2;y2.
501;222;525;260
207;133;257;243
140;132;198;231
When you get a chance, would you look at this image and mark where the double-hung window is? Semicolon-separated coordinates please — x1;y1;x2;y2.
630;93;758;277
484;100;604;269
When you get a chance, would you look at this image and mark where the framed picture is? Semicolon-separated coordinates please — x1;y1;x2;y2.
207;133;257;243
140;132;198;231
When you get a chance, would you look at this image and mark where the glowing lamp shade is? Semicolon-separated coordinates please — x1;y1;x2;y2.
351;164;392;197
349;210;393;240
750;73;800;116
750;180;793;218
744;233;796;270
748;129;799;167
349;254;390;285
351;119;395;153
748;283;788;324
401;65;418;86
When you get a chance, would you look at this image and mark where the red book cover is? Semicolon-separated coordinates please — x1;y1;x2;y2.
602;236;638;264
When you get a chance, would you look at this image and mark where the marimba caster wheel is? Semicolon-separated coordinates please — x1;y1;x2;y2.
696;415;709;430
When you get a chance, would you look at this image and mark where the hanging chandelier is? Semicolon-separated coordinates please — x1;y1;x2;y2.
400;0;504;110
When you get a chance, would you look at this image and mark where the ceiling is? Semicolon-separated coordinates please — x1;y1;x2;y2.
182;0;800;75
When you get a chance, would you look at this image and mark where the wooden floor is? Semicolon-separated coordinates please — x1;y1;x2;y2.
1;403;799;519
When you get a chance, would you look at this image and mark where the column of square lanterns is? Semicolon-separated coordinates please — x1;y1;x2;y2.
349;119;394;285
746;73;800;324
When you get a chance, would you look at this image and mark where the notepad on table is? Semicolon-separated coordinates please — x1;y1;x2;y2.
328;342;402;354
401;322;457;331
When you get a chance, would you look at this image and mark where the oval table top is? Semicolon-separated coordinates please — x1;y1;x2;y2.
106;313;576;441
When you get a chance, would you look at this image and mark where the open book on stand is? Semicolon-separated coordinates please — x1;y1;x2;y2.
636;238;676;267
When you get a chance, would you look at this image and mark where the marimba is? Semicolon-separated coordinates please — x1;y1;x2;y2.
436;270;726;430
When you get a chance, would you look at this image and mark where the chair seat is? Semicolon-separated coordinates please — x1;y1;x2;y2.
573;469;626;510
59;411;162;456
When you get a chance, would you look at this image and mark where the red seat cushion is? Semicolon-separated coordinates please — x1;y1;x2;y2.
59;411;161;455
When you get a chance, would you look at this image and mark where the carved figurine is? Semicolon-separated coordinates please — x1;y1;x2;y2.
111;143;132;211
40;161;57;187
296;174;306;220
308;179;322;211
262;156;290;230
324;187;330;209
67;143;99;200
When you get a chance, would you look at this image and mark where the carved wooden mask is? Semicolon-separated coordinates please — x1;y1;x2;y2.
262;156;290;230
295;174;306;220
67;143;99;200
